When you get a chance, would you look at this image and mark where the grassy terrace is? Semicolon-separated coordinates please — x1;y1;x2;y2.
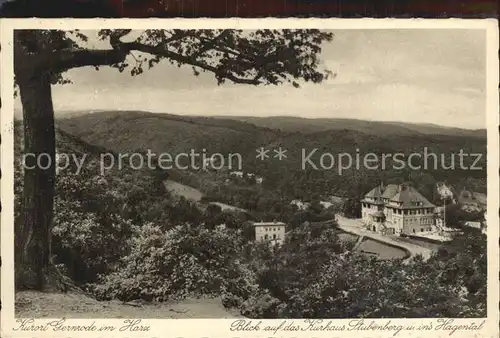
357;238;409;260
337;230;410;260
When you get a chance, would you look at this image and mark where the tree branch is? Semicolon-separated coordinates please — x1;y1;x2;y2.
51;48;129;73
123;41;261;85
35;32;264;85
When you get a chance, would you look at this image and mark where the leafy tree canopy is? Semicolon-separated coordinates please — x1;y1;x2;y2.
14;27;334;291
15;29;334;88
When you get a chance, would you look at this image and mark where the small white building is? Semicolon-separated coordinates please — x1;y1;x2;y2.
464;221;482;230
229;171;245;178
320;201;333;209
290;200;310;211
253;221;286;242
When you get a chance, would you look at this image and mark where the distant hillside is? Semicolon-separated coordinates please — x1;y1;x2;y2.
55;110;487;201
56;110;279;156
383;121;486;138
214;116;487;138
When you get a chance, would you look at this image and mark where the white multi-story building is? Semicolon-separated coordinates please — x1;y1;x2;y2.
361;183;436;235
253;221;286;243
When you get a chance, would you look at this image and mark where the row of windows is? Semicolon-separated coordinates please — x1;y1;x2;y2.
403;217;433;225
406;208;433;215
412;228;432;233
264;234;280;240
391;208;433;215
363;205;434;215
363;212;434;223
262;227;282;232
362;203;382;209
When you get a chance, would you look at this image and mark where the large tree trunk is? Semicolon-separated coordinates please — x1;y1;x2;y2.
13;30;128;292
15;71;65;291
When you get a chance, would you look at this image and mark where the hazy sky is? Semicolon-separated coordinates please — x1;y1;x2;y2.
15;29;487;129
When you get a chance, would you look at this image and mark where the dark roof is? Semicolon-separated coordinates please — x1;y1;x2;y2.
381;184;399;199
365;186;383;199
253;221;286;227
458;191;487;206
390;186;435;209
371;211;385;217
364;184;398;204
364;183;435;209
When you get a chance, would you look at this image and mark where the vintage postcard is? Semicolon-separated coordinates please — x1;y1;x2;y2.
1;18;499;338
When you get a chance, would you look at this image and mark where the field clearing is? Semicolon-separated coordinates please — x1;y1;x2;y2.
210;202;247;213
164;180;247;213
164;180;203;202
357;239;408;260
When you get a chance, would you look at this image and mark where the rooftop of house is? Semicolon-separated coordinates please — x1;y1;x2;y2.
458;190;487;206
363;183;435;209
464;221;483;228
253;221;286;227
381;184;399;199
329;195;348;203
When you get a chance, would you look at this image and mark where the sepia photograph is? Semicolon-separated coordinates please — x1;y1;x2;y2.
1;18;498;337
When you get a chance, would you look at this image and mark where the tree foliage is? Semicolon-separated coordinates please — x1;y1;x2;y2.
16;28;334;88
240;225;486;318
14;27;334;290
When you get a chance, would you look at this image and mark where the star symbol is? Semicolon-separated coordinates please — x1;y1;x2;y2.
256;147;270;160
273;147;287;160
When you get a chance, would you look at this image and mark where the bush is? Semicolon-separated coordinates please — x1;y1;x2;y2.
91;224;256;303
240;289;284;318
51;173;134;284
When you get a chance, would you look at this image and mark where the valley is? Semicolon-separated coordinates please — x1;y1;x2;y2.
14;110;488;319
56;110;487;203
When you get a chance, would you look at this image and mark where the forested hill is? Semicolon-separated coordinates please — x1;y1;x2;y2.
215;115;487;138
56;110;486;154
13;119;487;319
55;110;487;201
56;110;280;157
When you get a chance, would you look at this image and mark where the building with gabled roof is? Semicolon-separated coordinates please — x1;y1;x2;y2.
361;183;436;235
458;189;487;211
